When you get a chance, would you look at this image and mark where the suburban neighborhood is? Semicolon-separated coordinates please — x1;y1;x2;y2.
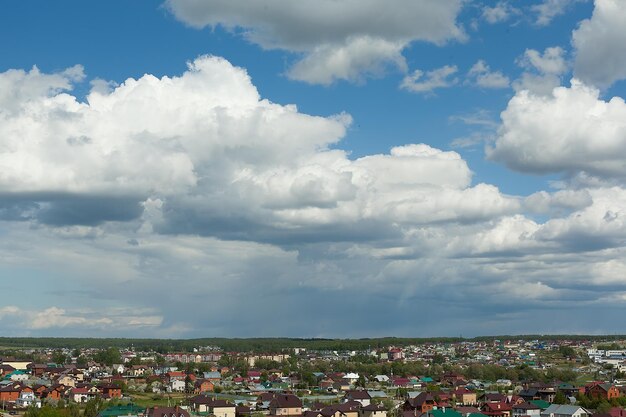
1;338;626;417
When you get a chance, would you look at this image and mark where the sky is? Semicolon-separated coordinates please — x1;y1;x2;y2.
1;0;626;338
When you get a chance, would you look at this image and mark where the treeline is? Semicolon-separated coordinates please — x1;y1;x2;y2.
1;335;624;353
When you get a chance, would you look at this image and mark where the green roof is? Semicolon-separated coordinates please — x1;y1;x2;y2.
429;410;462;417
468;413;489;417
97;405;144;417
529;400;551;410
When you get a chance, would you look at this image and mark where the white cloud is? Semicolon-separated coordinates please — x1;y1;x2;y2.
482;1;519;24
518;47;568;75
532;0;583;26
0;57;518;237
513;47;568;95
489;79;626;179
0;305;162;332
467;60;510;89
534;187;626;243
0;56;346;199
0;65;84;114
400;65;458;94
573;0;626;88
287;37;407;85
165;0;465;84
524;189;593;214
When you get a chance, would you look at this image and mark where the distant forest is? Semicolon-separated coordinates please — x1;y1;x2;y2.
1;335;625;353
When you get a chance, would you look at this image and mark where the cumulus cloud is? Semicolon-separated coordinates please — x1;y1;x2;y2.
482;1;520;24
287;37;407;85
400;65;459;94
573;0;626;88
489;79;626;180
165;0;465;84
0;57;517;242
467;60;510;89
514;46;568;95
533;187;626;251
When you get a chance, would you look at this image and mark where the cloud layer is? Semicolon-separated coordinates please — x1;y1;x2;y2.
165;0;465;84
2;55;626;337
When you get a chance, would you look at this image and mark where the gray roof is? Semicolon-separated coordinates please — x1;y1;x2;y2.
541;405;590;417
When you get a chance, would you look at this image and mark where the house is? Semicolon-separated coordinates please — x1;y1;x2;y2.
344;373;360;385
0;383;23;402
28;364;48;377
99;384;123;398
586;384;620;400
248;371;262;382
481;402;511;417
70;387;91;403
0;360;31;371
111;364;126;374
344;390;371;407
203;371;222;383
236;405;252;417
46;386;64;400
190;396;235;417
128;365;149;377
269;394;303;416
318;402;360;417
165;371;186;381
455;388;477;405
194;379;215;394
360;404;387;417
145;407;190;417
168;379;186;392
540;405;590;417
403;393;438;414
16;391;41;409
481;394;508;404
7;371;29;382
56;375;76;387
512;403;541;417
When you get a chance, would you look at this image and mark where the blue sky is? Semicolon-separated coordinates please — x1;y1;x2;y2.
1;0;626;337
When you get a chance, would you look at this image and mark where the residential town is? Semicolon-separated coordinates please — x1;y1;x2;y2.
2;338;626;417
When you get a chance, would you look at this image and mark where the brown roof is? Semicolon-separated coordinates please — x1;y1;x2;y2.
270;394;303;409
346;390;371;400
146;407;190;417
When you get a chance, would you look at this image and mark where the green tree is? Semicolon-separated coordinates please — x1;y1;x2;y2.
559;346;576;358
553;391;568;405
597;401;612;413
93;347;122;366
68;404;80;417
52;350;68;365
84;397;104;417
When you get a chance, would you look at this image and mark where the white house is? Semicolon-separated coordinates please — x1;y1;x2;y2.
541;405;590;417
168;379;186;392
344;373;360;385
16;392;41;408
